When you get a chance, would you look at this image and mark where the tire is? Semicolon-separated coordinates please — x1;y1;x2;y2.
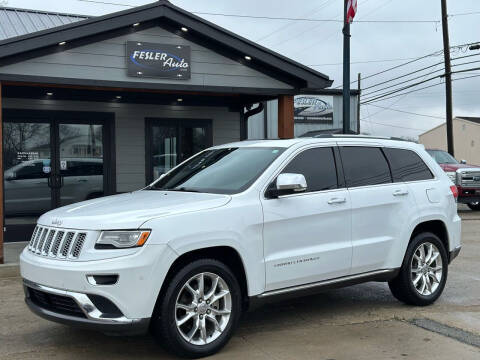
152;259;242;358
388;232;448;306
467;202;480;211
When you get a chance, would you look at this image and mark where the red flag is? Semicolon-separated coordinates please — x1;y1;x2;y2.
346;0;357;23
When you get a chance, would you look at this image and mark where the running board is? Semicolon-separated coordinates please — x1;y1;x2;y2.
257;269;398;298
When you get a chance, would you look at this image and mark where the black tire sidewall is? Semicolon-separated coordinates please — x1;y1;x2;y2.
158;259;242;358
467;202;480;211
401;232;449;305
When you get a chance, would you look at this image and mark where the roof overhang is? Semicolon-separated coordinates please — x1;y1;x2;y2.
0;1;332;91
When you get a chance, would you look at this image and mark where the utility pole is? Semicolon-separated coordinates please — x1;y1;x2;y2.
342;0;351;134
357;73;361;134
441;0;454;156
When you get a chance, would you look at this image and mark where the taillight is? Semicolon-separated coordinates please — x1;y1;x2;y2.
450;185;458;201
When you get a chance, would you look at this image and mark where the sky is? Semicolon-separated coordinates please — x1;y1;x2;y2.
3;0;480;138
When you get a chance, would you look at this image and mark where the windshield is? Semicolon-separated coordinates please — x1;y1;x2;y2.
149;147;285;194
426;150;459;165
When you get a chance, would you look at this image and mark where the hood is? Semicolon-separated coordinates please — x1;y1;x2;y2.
38;190;231;230
440;163;480;171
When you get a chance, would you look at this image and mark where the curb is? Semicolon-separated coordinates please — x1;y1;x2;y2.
0;263;20;279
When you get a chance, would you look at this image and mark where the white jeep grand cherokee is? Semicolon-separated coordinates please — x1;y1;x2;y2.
20;136;462;358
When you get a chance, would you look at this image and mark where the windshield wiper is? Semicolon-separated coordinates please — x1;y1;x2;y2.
165;187;201;193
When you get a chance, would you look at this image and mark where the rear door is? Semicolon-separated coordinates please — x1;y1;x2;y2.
339;145;417;274
261;145;352;291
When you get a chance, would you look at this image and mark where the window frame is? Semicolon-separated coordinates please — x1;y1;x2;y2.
383;146;437;184
338;145;394;189
262;144;342;199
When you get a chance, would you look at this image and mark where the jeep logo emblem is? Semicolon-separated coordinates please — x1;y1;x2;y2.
51;218;63;226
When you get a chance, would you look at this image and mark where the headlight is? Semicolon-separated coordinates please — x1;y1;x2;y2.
446;171;456;183
96;230;151;249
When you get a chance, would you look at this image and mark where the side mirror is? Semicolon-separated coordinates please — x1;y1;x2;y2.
4;172;15;181
267;173;307;198
461;159;467;164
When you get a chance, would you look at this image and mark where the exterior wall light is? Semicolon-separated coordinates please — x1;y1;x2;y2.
133;22;140;27
244;55;252;61
177;98;183;102
116;96;122;99
58;41;66;46
181;27;188;32
46;92;53;96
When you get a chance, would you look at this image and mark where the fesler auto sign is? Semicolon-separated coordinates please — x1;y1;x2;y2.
126;41;191;79
294;95;333;123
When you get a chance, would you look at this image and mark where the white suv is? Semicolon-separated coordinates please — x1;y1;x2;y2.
20;136;462;358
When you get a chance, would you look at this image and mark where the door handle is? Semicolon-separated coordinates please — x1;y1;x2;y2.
328;197;346;204
393;189;409;196
77;179;88;183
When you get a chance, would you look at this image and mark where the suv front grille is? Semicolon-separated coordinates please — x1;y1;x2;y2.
457;169;480;189
28;226;87;260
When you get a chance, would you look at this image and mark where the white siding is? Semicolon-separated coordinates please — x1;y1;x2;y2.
4;98;240;192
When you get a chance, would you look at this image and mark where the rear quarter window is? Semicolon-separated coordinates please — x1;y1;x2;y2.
383;148;433;182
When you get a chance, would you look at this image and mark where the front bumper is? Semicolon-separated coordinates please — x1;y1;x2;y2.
24;280;149;335
20;244;177;320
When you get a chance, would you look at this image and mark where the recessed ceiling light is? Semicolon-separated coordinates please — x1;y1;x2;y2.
137;71;143;75
116;95;122;99
58;41;66;46
46;92;53;96
244;55;252;61
181;27;188;32
133;22;140;27
177;98;183;102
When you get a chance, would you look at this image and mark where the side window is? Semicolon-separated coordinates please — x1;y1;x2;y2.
383;148;433;182
281;147;338;192
340;146;392;187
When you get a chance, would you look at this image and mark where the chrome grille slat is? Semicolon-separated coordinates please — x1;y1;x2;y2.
35;229;49;254
28;226;39;251
70;233;86;259
50;231;65;257
42;230;56;255
28;226;88;260
60;232;76;258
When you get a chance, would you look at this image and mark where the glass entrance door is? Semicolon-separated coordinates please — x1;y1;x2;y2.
4;121;52;241
147;119;212;183
3;112;111;242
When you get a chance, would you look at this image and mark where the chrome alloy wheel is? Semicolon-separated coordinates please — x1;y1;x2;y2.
411;242;443;296
175;272;232;345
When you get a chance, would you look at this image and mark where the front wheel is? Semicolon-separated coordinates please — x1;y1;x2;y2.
467;202;480;211
388;232;448;306
153;259;242;358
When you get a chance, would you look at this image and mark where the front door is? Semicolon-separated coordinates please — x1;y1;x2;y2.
146;118;213;183
261;146;352;291
3;111;113;242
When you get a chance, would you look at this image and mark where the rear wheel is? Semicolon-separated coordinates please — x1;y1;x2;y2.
388;232;448;306
153;259;242;358
467;202;480;211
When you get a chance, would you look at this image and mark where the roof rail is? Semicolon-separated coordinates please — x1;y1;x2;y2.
310;134;411;142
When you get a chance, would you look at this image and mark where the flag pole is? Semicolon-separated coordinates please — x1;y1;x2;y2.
342;0;351;134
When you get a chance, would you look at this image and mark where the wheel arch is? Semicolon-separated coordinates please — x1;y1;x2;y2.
410;219;449;254
152;245;250;318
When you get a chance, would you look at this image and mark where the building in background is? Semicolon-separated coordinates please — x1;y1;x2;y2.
419;117;480;165
248;89;359;139
0;2;334;249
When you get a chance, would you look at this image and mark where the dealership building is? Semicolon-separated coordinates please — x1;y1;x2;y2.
0;1;357;259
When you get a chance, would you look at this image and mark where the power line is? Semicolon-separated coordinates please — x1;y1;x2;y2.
362;104;445;120
360;119;431;131
360;53;480;93
361;73;480;104
77;0;441;23
308;56;419;67
449;11;480;17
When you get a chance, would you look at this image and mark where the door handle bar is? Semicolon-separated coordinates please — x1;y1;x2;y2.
328;197;346;205
393;190;409;196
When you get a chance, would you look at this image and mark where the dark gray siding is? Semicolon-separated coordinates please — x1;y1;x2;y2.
0;27;293;89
